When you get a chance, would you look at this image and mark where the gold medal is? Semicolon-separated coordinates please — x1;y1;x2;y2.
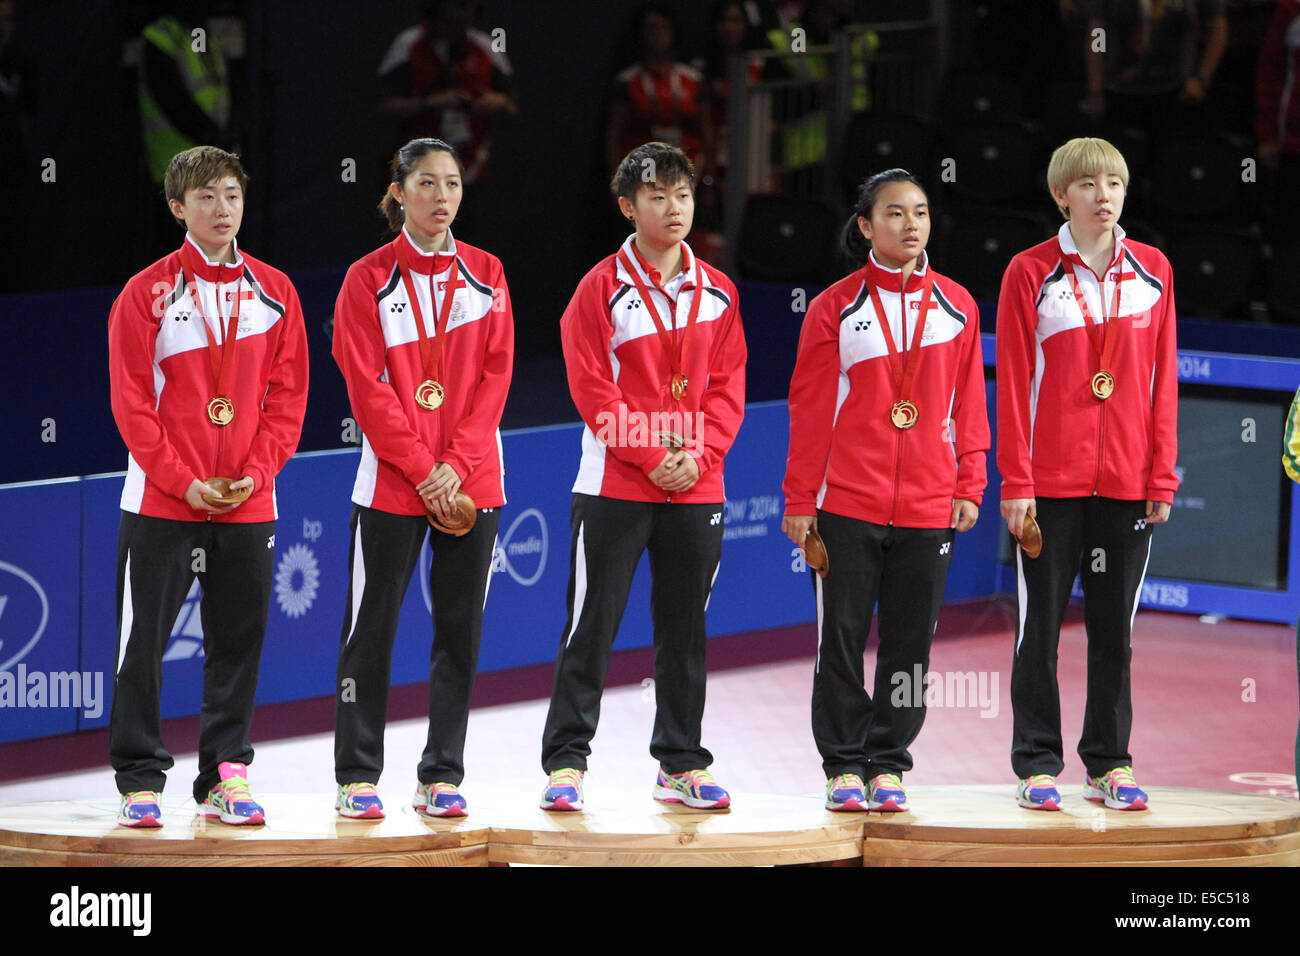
890;399;919;430
671;373;688;401
415;380;445;410
1091;369;1115;400
207;396;235;426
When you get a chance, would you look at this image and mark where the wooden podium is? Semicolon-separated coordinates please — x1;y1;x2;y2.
2;787;1296;867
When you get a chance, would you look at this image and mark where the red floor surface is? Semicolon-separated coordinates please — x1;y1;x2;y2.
2;597;1296;800
899;599;1297;798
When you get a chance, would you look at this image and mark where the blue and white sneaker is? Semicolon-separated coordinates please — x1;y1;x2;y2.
653;769;731;809
867;772;908;811
117;791;163;828
825;773;868;812
413;781;468;818
1084;766;1149;811
1017;773;1062;810
336;782;385;819
200;761;265;825
540;768;584;811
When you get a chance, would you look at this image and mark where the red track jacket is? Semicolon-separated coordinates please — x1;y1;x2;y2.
108;235;310;523
784;251;989;529
562;236;746;504
332;229;513;516
996;223;1179;504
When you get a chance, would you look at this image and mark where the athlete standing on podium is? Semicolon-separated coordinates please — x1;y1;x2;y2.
538;141;746;812
331;137;514;820
108;145;309;829
996;137;1179;812
782;168;988;814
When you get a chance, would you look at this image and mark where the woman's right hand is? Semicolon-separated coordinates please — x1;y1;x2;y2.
1000;497;1036;538
417;462;462;523
782;514;816;547
184;478;227;514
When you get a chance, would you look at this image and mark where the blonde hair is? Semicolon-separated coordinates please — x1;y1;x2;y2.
1046;137;1129;219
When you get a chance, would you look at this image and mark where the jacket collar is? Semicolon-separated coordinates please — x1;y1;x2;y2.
399;225;458;273
181;233;245;283
1057;221;1127;273
867;249;928;293
615;234;700;291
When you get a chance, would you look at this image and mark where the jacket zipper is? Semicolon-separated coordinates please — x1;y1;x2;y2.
1092;268;1108;495
210;273;226;522
887;284;907;525
1093;395;1105;495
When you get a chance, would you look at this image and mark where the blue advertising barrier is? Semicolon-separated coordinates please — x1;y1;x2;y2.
0;480;84;744
14;401;993;742
5;344;1299;744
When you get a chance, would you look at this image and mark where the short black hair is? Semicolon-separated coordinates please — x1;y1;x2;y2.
610;141;695;203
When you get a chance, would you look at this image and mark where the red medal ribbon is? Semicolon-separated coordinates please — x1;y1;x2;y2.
867;261;935;411
396;237;465;390
1066;258;1134;378
181;242;245;413
618;243;702;401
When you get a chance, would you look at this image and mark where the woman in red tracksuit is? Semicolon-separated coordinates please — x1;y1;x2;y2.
782;168;989;813
330;137;514;820
109;145;310;830
997;137;1178;813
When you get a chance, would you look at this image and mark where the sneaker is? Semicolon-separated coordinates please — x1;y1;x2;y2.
1084;766;1149;811
117;791;163;828
867;772;908;811
1017;773;1062;810
336;782;385;819
825;773;868;812
653;769;731;809
412;781;468;818
199;761;266;825
540;768;584;811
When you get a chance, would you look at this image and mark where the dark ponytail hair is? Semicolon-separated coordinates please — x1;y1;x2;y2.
378;137;465;233
840;167;927;266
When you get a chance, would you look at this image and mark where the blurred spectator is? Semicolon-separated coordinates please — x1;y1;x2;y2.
377;0;516;185
130;7;238;265
1257;0;1300;230
137;12;236;186
1082;0;1229;129
760;0;876;194
693;0;766;228
0;0;36;292
606;3;711;181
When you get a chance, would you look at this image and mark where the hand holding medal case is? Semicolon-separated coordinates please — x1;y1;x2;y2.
802;528;829;578
1020;513;1043;559
202;477;251;505
426;491;477;536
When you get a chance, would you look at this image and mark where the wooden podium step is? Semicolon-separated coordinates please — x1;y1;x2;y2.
1;786;1295;867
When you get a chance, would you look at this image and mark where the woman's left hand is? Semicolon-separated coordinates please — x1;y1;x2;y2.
1144;500;1171;524
417;462;462;522
951;498;979;532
